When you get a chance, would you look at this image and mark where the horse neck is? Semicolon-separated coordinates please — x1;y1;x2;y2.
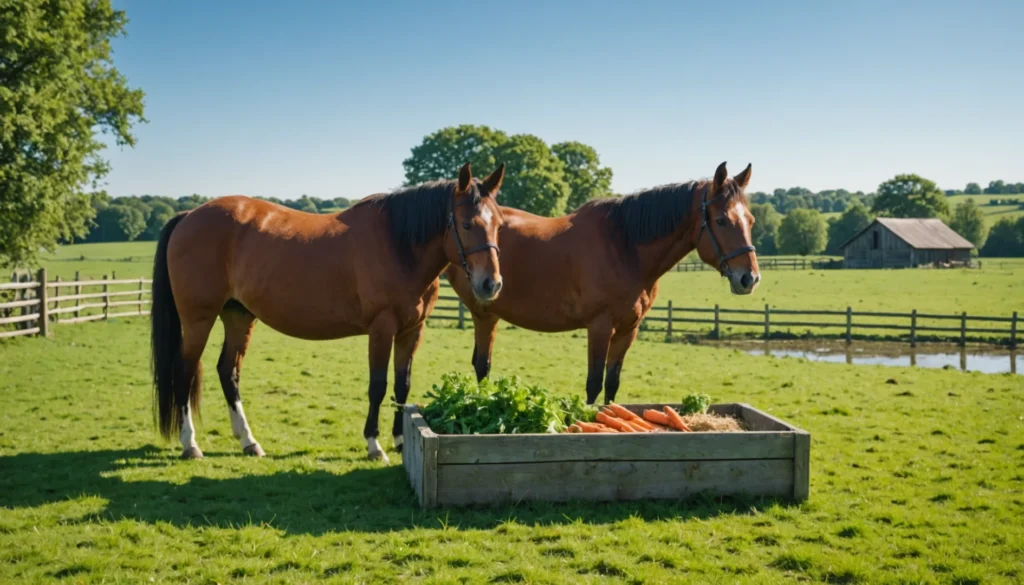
635;190;704;284
410;236;451;283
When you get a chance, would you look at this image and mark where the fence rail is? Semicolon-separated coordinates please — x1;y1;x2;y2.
1;269;150;340
3;271;1019;348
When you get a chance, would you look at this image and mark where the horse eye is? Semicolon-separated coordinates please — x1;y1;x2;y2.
716;218;727;227
462;222;472;230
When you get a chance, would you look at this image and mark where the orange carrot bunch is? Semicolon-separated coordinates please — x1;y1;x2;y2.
563;403;692;433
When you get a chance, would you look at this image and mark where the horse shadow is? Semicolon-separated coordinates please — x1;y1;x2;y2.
0;446;795;536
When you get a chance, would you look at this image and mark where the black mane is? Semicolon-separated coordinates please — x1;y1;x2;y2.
355;179;480;249
583;181;701;246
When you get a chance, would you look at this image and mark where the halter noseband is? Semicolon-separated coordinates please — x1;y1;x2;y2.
448;197;500;280
696;185;756;276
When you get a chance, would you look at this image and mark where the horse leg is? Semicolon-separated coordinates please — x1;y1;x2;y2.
471;313;499;382
604;326;639;404
178;316;216;459
364;313;397;463
391;322;425;453
585;316;613;405
217;305;264;457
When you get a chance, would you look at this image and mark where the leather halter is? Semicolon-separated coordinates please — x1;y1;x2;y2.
696;185;756;276
448;197;500;280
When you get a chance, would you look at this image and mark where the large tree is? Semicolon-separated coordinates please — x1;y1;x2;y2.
402;124;508;186
778;208;827;256
493;134;571;217
826;201;874;254
0;0;146;268
980;218;1024;257
749;202;781;255
949;199;988;249
871;174;949;219
551;141;613;211
964;182;982;195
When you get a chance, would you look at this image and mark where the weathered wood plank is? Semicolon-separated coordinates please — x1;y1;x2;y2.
735;403;797;432
0;327;40;339
0;298;39;310
792;431;811;501
107;310;150;319
55;314;106;325
402;406;423;506
0;313;39;326
436;459;794;506
436;431;794;465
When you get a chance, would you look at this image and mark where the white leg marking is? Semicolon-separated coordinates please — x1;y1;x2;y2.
229;400;258;449
393;434;404;450
367;437;389;463
180;405;199;451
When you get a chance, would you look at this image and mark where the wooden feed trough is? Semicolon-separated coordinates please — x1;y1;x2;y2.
401;403;810;508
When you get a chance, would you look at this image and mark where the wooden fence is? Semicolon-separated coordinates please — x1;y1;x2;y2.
1;269;151;340
3;272;1018;348
429;284;1018;348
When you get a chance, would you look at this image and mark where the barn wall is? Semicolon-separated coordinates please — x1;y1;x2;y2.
842;224;914;269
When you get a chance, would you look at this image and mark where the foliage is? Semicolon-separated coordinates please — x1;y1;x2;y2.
492;134;571;217
980;217;1024;257
551;141;613;211
87;204;146;242
0;0;146;269
679;393;711;415
749;203;781;255
826;201;874;254
777;209;827;256
401;125;508;187
949;199;988;248
871;174;950;220
419;372;597;435
964;182;982;195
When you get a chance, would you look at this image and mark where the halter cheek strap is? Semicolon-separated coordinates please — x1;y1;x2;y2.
696;186;756;276
448;198;500;280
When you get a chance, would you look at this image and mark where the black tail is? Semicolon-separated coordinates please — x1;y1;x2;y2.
151;212;188;440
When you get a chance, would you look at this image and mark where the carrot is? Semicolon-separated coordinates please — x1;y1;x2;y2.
577;421;618;433
567;424;583;433
596;412;635;432
607;403;642;421
624;420;651;433
642;409;672;426
662;405;693;432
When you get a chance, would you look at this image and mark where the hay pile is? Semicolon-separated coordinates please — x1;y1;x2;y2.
681;413;746;432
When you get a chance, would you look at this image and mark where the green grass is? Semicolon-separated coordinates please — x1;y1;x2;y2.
949;194;1024;227
1;319;1023;584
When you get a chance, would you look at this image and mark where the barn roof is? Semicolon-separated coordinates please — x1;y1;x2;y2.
839;218;975;250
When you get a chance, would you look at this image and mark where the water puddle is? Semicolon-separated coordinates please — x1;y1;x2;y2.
739;345;1019;375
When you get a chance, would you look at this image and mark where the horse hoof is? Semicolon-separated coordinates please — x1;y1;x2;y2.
180;446;204;460
243;443;265;457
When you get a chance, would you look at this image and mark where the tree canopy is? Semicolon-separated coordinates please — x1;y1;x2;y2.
0;0;146;268
826;201;874;254
949;199;988;249
778;209;827;256
551;141;613;212
871;174;950;220
749;203;781;255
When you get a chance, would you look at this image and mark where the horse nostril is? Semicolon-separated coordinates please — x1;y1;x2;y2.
482;277;495;294
740;273;753;289
492;279;503;295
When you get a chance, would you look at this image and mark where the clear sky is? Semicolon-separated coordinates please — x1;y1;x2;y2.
104;0;1023;200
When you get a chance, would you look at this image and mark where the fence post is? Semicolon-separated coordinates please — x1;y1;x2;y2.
713;304;720;339
103;275;110;320
845;306;852;344
763;304;770;339
1011;311;1018;349
457;300;465;330
910;309;917;348
37;268;48;338
54;276;61;324
74;271;81;320
959;311;967;347
138;278;145;315
665;300;673;342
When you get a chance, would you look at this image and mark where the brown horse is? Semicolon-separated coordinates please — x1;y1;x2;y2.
446;161;759;405
151;163;506;462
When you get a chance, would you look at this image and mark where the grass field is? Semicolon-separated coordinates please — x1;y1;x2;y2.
1;319;1022;584
950;194;1024;228
28;243;1024;318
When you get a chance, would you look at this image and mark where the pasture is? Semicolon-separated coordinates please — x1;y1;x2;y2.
951;194;1024;227
1;318;1022;584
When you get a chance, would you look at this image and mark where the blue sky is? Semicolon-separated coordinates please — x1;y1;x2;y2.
104;0;1023;200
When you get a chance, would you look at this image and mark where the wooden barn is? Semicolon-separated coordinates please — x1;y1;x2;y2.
838;218;975;269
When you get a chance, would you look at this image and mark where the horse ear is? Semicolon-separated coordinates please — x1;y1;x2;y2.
481;163;505;196
734;163;752;189
458;163;472;192
714;161;728;188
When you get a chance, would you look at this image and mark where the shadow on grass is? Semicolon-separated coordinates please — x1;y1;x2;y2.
0;446;794;535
